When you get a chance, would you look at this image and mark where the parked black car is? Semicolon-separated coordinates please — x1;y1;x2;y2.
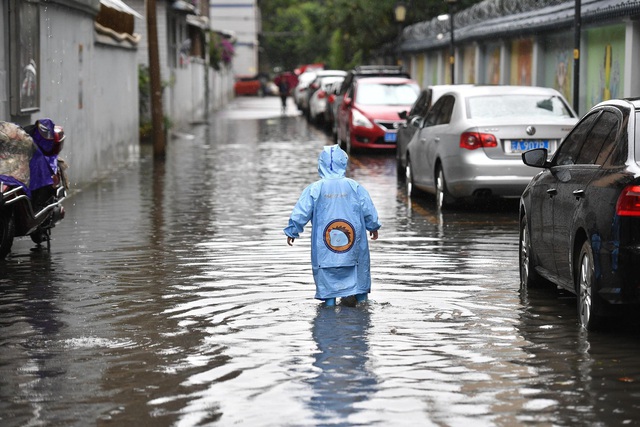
519;98;640;331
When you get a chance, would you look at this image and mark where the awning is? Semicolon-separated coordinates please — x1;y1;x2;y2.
99;0;142;19
172;0;196;14
186;15;209;30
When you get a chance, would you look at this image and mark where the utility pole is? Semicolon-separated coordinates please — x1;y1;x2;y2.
573;0;581;114
448;0;457;84
146;0;166;158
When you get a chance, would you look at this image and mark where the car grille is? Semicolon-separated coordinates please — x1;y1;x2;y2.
374;120;402;131
355;136;396;145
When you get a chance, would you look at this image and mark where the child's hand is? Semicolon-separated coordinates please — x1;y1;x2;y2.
370;230;378;240
287;237;295;246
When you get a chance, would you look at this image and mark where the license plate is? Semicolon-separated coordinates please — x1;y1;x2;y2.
509;139;549;153
384;132;397;143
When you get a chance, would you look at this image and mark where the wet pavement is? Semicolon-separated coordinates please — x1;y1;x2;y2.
1;96;640;426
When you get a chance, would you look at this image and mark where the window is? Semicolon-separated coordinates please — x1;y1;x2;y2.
167;12;188;69
553;112;599;166
355;83;419;106
583;111;621;166
9;0;40;114
467;95;574;120
435;96;454;125
409;91;429;118
424;97;445;127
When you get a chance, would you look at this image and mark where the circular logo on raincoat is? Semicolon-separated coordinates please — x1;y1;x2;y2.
323;219;355;253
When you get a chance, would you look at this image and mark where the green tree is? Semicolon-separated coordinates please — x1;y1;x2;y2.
259;0;480;72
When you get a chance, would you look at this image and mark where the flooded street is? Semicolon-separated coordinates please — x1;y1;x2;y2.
2;97;640;426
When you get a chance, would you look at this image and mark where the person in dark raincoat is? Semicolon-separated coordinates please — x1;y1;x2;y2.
284;144;381;306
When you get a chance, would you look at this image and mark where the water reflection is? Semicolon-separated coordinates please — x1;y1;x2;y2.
517;286;640;425
0;254;64;427
309;304;376;424
3;98;640;426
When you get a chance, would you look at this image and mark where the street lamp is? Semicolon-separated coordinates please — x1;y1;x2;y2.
446;0;456;84
394;1;407;65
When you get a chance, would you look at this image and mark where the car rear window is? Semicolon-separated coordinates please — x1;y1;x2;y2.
467;95;573;119
356;83;419;106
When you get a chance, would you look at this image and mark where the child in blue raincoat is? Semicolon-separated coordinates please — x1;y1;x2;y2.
284;144;381;306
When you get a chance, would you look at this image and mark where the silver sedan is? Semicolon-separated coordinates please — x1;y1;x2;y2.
405;85;578;209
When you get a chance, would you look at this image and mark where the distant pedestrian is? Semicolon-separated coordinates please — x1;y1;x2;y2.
277;75;290;112
284;144;381;307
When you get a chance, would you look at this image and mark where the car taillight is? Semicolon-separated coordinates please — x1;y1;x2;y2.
328;94;335;103
460;132;498;150
616;185;640;216
317;90;326;99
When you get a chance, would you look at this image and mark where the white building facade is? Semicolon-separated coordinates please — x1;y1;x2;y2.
209;0;260;77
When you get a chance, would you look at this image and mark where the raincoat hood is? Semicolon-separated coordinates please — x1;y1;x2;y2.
318;144;347;179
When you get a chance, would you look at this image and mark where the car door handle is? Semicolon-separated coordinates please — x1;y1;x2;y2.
547;188;557;197
434;137;440;143
573;189;585;198
420;138;427;143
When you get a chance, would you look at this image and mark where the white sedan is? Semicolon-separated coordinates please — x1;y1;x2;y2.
308;76;345;125
293;71;318;111
405;85;578;209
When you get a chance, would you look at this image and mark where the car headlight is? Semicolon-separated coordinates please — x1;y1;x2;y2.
352;110;374;129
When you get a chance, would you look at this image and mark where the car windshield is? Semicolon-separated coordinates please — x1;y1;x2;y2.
356;83;419;106
321;77;344;90
467;95;573;119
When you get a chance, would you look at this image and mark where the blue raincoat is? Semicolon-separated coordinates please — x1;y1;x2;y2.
284;145;381;300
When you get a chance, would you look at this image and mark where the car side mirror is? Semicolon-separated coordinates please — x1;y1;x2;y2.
398;110;408;120
410;116;423;128
522;148;550;168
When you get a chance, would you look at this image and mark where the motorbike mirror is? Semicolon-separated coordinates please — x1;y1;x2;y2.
398;110;408;120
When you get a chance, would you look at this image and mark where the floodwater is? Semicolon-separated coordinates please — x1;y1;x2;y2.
1;97;640;426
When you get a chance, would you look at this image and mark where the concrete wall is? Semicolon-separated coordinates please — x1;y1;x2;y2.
401;5;640;116
131;0;234;130
1;0;139;192
42;4;139;192
1;0;234;193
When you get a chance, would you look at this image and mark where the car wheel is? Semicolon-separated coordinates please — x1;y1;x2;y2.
406;157;418;197
345;127;353;154
519;215;541;289
435;166;454;210
577;240;604;331
396;152;405;181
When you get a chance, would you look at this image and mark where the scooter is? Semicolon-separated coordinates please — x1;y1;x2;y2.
0;119;67;258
